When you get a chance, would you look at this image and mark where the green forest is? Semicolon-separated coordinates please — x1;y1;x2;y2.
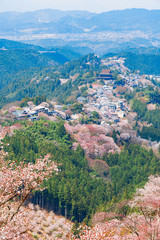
3;120;160;222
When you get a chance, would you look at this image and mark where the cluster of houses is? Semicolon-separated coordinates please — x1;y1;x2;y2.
75;66;129;124
122;73;140;88
83;82;127;124
11;102;66;121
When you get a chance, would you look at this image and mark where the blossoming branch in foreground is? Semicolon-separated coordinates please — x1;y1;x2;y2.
0;152;59;239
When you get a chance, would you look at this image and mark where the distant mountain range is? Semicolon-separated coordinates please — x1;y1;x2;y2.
0;8;160;34
0;8;160;54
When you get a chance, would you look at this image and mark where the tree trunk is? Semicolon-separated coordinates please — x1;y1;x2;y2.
65;204;67;218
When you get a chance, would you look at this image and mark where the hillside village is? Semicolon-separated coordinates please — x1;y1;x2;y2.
0;56;157;117
1;55;160;157
0;56;151;120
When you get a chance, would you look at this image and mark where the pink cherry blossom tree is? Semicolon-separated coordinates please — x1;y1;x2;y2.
0;151;58;239
64;123;119;158
127;175;160;240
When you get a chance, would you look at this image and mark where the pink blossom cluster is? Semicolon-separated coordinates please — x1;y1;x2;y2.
29;206;72;239
72;220;138;240
129;175;160;210
65;123;119;158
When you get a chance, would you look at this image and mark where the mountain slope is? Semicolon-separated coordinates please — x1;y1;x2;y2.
104;49;160;74
0;38;44;50
89;9;160;33
0;39;81;67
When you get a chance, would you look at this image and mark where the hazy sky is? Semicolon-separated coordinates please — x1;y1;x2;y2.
1;0;160;13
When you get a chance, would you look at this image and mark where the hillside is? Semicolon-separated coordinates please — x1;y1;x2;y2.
104;49;160;74
0;49;52;72
0;49;99;108
123;53;160;75
0;38;81;62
